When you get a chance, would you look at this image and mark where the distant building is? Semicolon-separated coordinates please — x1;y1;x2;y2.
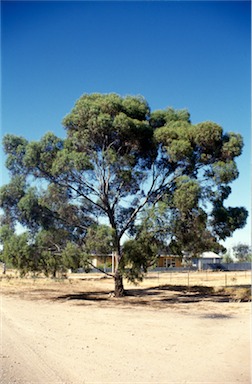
156;254;182;268
192;251;223;270
90;253;114;272
91;253;183;271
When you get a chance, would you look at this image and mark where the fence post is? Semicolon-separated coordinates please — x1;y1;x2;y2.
225;273;227;287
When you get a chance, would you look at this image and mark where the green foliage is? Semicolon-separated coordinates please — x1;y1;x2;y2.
3;135;28;175
121;232;159;283
0;176;26;226
150;108;190;129
168;209;225;257
62;93;155;163
194;122;223;152
1;232;35;275
221;133;243;159
17;187;52;232
85;224;114;255
61;242;90;271
212;161;239;184
211;206;248;240
173;176;201;213
0;224;14;243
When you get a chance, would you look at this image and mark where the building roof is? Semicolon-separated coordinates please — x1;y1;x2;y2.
201;251;222;259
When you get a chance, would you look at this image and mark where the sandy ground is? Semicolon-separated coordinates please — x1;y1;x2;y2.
0;272;251;384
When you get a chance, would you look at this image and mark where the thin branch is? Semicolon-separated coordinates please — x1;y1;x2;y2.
37;165;105;213
118;167;183;240
85;260;114;278
70;169;100;198
111;180;125;211
118;167;159;239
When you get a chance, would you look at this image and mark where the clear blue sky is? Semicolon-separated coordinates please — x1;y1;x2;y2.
1;1;251;250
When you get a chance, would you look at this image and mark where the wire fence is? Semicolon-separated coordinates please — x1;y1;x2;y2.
146;270;251;288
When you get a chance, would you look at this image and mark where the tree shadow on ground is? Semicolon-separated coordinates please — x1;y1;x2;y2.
123;285;231;305
53;284;234;307
55;291;109;302
200;313;232;319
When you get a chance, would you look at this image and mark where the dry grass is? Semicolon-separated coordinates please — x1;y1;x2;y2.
1;270;251;308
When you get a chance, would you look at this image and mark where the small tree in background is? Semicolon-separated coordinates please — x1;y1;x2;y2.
222;252;234;264
232;243;252;262
0;231;34;276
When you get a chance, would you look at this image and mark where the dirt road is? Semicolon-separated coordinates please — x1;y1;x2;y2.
1;288;251;384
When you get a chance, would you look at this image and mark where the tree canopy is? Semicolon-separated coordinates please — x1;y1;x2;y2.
0;93;248;295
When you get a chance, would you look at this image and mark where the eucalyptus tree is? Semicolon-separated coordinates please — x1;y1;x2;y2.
1;93;247;295
232;243;252;262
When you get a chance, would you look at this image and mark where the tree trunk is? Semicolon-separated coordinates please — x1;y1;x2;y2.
114;270;124;297
112;240;125;297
